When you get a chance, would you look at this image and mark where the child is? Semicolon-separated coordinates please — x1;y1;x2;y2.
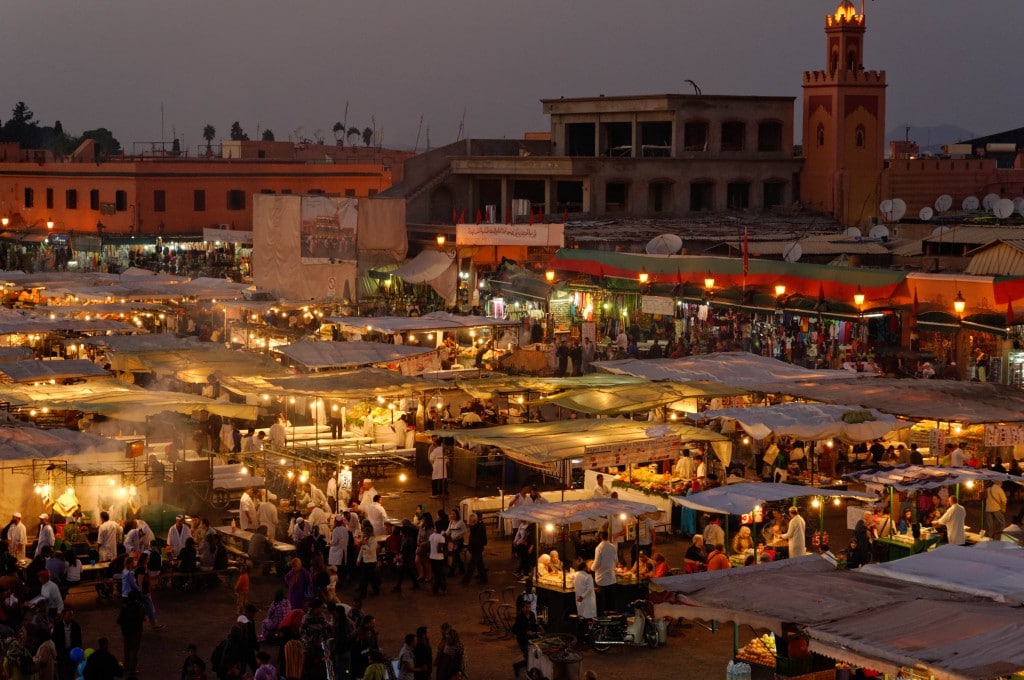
234;563;250;614
253;650;278;680
517;578;537;615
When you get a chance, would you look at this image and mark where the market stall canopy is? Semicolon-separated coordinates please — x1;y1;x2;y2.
0;377;257;422
456;374;650;399
0;359;110;383
387;250;458;304
860;544;1024;605
432;418;730;468
652;556;967;635
805;598;1024;680
844;464;1024;492
274;340;437;371
325;311;518;335
40;302;174;315
774;378;1024;424
0;425;124;460
538;381;747;416
0;308;137;335
669;482;874;516
595;351;875;392
0;347;33;362
82;334;197;353
687;403;907;442
262;367;444;400
500;497;659;525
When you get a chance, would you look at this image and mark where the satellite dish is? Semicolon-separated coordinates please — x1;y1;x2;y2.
982;193;1001;210
993;198;1015;219
962;196;980;210
782;242;802;263
890;199;907;222
879;199;893;216
935;195;953;212
931;225;951;237
919;206;934;221
1013;197;1024;216
844;227;862;238
645;233;683;255
869;224;890;240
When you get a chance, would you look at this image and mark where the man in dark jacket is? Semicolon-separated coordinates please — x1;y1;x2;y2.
462;513;488;585
53;607;83;680
83;637;124;679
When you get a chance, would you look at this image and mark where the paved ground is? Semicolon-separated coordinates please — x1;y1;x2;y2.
66;471;1011;680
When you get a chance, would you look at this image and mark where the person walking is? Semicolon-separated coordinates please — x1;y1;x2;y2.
985;480;1008;540
356;522;381;599
461;513;488;585
429;438;448;498
427;524;447;595
781;506;807;558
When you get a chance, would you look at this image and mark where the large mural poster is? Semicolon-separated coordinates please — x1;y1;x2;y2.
300;196;357;264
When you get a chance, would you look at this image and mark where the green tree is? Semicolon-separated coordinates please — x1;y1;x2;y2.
261;129;275;141
80;128;122;157
229;121;249;141
361;126;373;147
10;102;34;125
332;121;345;146
202;124;216;155
347;126;360;145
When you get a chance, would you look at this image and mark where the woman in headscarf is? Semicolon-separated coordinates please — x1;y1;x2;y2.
435;625;465;680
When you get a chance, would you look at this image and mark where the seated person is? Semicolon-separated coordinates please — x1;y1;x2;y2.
536;554;554;578
548;550;564;575
249;526;271;566
731;526;755;554
683;535;707;573
651;552;670;578
636;552;655;578
177;538;198;573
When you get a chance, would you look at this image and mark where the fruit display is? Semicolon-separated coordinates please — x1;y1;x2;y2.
736;633;777;668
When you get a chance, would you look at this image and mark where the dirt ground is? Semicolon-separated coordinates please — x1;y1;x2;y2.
66;472;1000;680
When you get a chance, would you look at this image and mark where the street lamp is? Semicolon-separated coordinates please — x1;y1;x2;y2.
953;291;966;319
853;286;865;311
638;268;650;285
774;283;786;298
545;270;556;283
46;219;54;230
703;273;715;292
436;235;446;248
1;217;9;227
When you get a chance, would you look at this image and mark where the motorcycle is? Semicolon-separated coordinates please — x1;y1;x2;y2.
571;599;660;652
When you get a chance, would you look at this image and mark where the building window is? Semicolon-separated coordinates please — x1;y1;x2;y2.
556;181;584;213
763;181;786;209
281;189;293;195
649;181;674;213
605;182;628;212
65;189;78;210
226;189;246;211
816;124;825;147
90;190;100;210
727;182;750;209
855;124;866;148
690;181;714;212
344;189;356;197
46;188;54;210
721;122;746;152
566;123;596;157
683;122;709;152
115;190;128;211
307;189;325;195
758;121;784;152
194;190;206;212
153;190;166;212
24;188;34;208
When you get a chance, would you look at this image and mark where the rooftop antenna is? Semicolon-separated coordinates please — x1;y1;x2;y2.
342;101;349;139
685;79;702;95
426;126;431;152
414;114;424;153
456;108;466;142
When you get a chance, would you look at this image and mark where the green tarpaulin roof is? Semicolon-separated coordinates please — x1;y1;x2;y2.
536;381;747;415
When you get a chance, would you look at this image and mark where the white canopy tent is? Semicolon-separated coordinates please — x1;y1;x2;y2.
325;311;518;335
500;497;660;525
669;482;875;516
844;464;1024;492
687;403;908;443
274;340;439;372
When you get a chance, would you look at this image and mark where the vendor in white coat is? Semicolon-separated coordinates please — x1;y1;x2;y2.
573;558;597;619
781;506;807;557
933;495;966;546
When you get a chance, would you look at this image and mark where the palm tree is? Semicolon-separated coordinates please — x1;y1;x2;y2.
202;124;216;156
332;122;345;146
362;127;373;147
347;126;360;146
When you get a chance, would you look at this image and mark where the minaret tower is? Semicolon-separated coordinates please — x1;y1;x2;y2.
801;0;886;227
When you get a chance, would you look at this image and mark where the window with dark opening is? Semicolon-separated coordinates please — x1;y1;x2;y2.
605;182;628;212
90;189;100;210
683;122;709;152
194;190;206;211
565;123;596;157
640;121;673;157
758;121;783;152
649;181;674;213
763;181;786;209
65;189;77;210
46;188;54;210
153;190;166;212
721;122;746;152
690;181;713;212
24;188;34;208
226;190;246;211
556;181;583;213
602;122;632;157
727;182;750;209
115;190;128;211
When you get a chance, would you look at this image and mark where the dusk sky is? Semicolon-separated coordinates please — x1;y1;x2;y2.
3;1;1021;152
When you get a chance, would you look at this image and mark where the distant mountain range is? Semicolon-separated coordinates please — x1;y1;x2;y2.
886;124;976;155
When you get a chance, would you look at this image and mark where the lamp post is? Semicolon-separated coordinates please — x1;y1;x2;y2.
545;269;555;283
953;291;966;380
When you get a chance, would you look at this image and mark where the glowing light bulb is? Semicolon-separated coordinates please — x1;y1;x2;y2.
545;523;555;533
833;497;842;507
399;472;408;483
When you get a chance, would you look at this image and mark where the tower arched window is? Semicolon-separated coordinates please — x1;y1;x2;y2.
855;124;866;148
847;50;858;71
830;51;839;74
816;124;825;147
